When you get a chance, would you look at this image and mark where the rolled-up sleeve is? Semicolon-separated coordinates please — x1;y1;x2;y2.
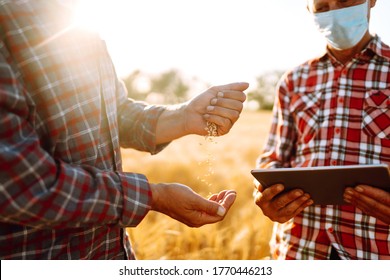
116;79;169;154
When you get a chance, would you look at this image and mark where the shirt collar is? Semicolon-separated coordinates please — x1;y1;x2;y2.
365;34;390;62
318;34;390;65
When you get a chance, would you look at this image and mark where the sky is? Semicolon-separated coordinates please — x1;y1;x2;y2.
77;0;390;88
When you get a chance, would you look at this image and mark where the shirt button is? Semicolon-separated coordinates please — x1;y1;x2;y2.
328;227;334;233
331;160;337;166
335;128;341;134
342;69;348;75
339;98;344;104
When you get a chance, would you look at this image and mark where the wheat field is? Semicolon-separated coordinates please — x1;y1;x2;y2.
122;110;274;260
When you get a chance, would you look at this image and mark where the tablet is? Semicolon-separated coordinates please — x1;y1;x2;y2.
251;164;390;205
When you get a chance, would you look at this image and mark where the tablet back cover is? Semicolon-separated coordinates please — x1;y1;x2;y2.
251;165;390;205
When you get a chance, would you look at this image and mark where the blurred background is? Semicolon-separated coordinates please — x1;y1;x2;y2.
77;0;390;110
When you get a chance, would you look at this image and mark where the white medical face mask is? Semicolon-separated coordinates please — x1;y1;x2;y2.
312;1;369;50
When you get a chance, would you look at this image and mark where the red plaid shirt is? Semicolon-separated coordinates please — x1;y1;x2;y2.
0;1;167;259
258;35;390;260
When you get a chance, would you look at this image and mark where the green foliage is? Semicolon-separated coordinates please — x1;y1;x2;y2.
247;70;285;111
150;69;189;103
122;68;285;110
122;70;149;101
122;69;189;104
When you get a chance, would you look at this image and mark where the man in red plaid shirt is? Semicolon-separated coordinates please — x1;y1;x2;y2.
255;0;390;259
0;1;249;259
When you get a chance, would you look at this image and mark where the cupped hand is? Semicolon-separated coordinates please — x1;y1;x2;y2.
254;183;313;223
150;183;236;227
184;82;248;136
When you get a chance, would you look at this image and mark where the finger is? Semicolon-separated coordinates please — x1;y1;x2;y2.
261;184;285;201
204;112;236;127
355;185;390;205
218;190;237;202
273;189;307;209
254;190;263;206
218;192;236;215
214;190;237;212
208;190;228;202
349;197;390;224
344;187;390;223
253;179;262;191
259;189;312;223
279;189;310;207
213;82;249;92
204;107;240;127
210;96;244;111
215;90;247;102
206;102;242;118
344;186;390;206
215;190;232;202
203;114;235;135
279;193;313;217
205;190;237;217
208;193;218;201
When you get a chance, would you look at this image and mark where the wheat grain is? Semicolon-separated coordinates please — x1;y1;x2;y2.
205;121;218;138
197;121;218;187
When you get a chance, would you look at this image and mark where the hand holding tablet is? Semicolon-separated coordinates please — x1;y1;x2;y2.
251;164;390;205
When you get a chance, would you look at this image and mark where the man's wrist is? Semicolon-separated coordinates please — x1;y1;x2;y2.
155;103;187;144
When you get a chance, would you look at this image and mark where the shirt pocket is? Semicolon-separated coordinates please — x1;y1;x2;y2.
291;91;323;144
362;89;390;139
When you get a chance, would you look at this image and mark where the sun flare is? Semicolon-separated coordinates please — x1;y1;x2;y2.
73;0;111;35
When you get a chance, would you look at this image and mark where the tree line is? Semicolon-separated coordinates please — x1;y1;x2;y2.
122;69;285;110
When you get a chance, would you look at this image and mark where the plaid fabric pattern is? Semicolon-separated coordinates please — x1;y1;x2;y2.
258;35;390;259
0;0;166;259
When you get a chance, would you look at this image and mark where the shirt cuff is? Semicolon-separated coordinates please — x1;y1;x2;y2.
117;172;152;227
145;105;170;155
119;103;171;154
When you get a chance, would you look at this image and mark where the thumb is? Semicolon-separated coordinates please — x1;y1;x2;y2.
199;198;227;217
